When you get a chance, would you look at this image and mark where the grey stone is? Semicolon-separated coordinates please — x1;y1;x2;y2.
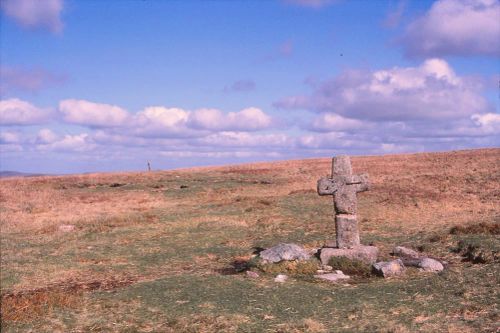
314;271;350;283
274;274;288;283
392;247;444;272
259;243;311;263
246;271;260;278
336;214;360;248
320;245;379;265
418;258;444;272
372;259;406;278
392;246;421;259
333;155;352;175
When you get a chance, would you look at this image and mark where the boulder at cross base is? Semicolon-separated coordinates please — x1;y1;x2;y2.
320;245;379;265
372;259;406;278
259;243;311;263
418;258;444;272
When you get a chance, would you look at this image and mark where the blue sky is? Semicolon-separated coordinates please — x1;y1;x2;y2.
1;0;499;174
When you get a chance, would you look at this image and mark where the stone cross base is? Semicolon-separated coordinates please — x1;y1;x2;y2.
336;214;360;248
320;245;379;265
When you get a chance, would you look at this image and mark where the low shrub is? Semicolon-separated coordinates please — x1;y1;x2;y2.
327;257;373;278
449;222;500;235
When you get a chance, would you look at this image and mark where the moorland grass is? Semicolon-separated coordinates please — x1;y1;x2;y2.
1;149;499;332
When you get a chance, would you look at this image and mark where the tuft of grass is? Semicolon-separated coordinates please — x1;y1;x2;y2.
275;318;326;333
453;235;499;264
1;289;83;323
449;222;500;235
164;314;249;333
327;257;373;278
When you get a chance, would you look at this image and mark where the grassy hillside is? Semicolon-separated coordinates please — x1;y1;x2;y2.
1;148;499;332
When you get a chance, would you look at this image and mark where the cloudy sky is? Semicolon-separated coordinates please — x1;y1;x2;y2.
0;0;499;174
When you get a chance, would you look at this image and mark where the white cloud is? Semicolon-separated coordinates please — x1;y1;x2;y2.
471;113;500;134
0;98;51;125
1;0;64;33
36;128;58;144
189;107;272;131
137;106;189;128
54;99;275;138
197;131;291;148
59;99;130;128
0;130;21;144
123;106;273;138
401;0;500;57
37;133;95;152
275;59;490;122
310;113;367;132
132;106;193;138
159;150;282;159
297;132;377;150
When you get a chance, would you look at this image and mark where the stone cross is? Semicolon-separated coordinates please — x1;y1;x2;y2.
317;155;369;248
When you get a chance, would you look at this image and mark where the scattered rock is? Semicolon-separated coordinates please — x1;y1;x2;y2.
314;271;350;283
418;258;444;272
180;185;189;189
58;224;75;232
372;259;405;278
392;247;445;272
259;243;311;263
320;245;378;265
274;274;288;283
246;271;260;278
392;246;421;259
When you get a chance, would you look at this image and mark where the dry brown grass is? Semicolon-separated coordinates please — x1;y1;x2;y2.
0;174;168;234
2;148;498;235
1;288;83;322
1;275;137;322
